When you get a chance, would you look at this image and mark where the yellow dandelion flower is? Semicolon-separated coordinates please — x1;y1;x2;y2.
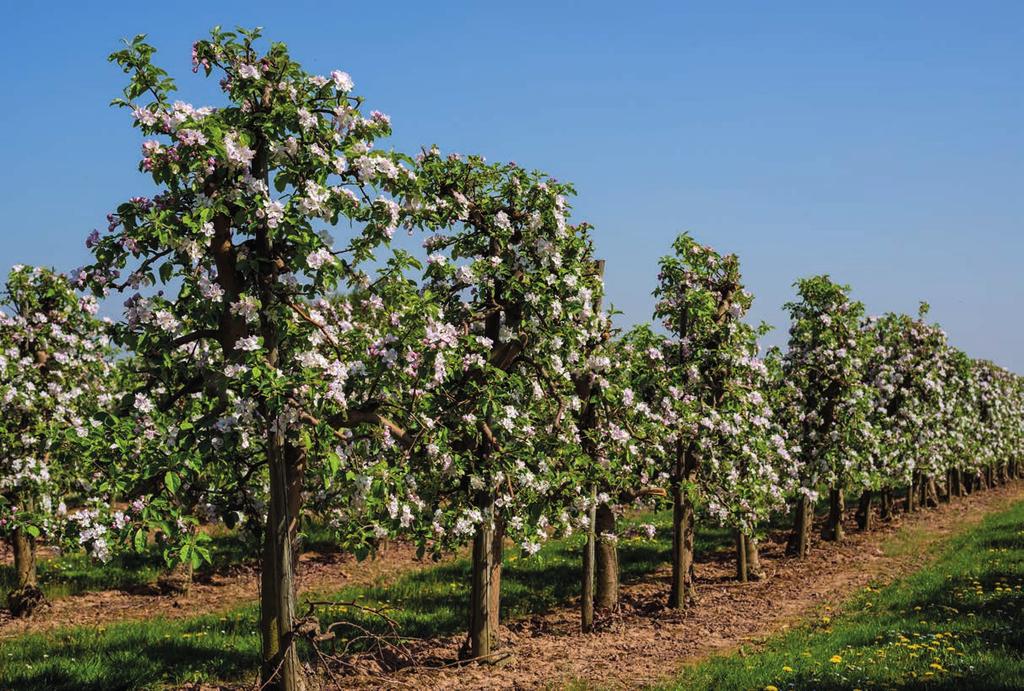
782;666;794;672
765;686;779;691
830;655;843;664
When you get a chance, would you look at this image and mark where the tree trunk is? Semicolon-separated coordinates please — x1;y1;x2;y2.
945;468;958;500
255;290;304;688
157;560;194;595
668;460;696;609
286;443;307;567
855;490;873;531
880;489;893;520
7;525;45;618
259;437;306;691
12;528;36;589
822;487;844;541
467;504;503;658
746;534;765;580
594;502;619;610
8;494;45;618
906;476;917;513
487;520;504;641
251;122;306;691
581;488;597;632
787;493;813;558
255;368;305;690
923;476;940;508
576;262;606;631
735;532;748;582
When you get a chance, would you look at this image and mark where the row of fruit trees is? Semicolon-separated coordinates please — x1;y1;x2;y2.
1;29;1021;690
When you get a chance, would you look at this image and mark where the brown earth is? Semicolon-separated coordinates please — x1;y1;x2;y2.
329;482;1024;690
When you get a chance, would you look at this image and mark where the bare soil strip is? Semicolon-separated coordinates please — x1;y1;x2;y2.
345;482;1024;690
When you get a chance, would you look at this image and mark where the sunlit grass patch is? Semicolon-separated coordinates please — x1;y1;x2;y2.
664;500;1024;690
0;528;255;602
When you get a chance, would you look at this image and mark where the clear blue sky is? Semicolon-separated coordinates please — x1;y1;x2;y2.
2;2;1021;370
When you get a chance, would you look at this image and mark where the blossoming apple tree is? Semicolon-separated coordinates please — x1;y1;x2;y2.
83;28;425;690
394;150;606;657
697;331;799;581
651;234;765;607
780;275;873;556
0;265;112;615
858;306;948;520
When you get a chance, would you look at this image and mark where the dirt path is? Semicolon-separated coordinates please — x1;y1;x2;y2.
339;482;1024;690
0;541;427;639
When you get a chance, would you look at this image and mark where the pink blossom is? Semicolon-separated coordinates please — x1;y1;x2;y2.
224;132;255;168
331;70;354;92
306;248;335;270
237;63;261;80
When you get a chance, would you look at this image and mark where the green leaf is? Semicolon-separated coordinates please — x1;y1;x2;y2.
165;471;181;494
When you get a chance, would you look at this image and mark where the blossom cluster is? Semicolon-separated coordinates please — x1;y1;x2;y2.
0;265;112;543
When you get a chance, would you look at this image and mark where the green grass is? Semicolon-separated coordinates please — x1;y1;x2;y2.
0;513;470;603
0;550;164;600
664;500;1024;691
0;511;731;690
0;530;255;601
